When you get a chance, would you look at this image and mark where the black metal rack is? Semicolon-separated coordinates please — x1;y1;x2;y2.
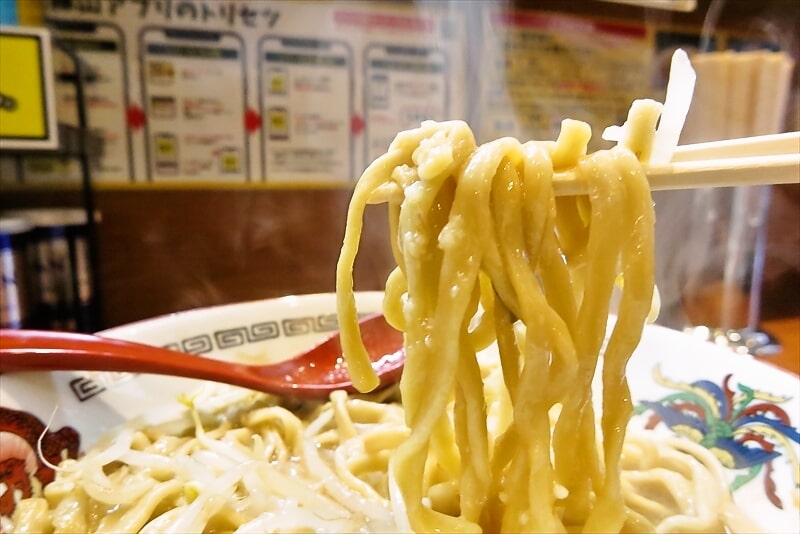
1;39;104;332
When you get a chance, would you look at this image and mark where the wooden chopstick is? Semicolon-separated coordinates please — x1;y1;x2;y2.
552;131;800;196
645;152;799;191
671;131;799;161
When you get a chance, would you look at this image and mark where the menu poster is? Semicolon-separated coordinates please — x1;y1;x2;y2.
27;19;134;185
260;36;352;182
25;0;466;187
478;8;652;151
140;27;249;182
363;44;449;168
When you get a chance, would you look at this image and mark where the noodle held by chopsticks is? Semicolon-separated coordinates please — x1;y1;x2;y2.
336;99;666;531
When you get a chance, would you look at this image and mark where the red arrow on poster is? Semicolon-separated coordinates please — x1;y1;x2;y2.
126;105;145;131
351;115;364;135
245;108;261;134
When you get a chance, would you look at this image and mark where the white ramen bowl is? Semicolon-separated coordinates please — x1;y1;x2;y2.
1;291;798;532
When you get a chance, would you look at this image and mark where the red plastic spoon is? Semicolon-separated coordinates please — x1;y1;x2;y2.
0;314;404;400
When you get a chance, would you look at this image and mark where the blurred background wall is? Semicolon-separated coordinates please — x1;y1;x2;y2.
1;0;797;329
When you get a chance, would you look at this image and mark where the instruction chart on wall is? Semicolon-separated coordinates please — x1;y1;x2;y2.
8;2;767;189
11;0;467;186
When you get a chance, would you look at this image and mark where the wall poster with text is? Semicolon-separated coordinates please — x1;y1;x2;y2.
477;7;652;151
6;0;468;187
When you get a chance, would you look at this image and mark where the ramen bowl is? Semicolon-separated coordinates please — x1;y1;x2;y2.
1;291;798;532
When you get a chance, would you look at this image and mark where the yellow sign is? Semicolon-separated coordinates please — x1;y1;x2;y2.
0;26;58;150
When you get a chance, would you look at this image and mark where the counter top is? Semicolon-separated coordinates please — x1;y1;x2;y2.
761;316;799;375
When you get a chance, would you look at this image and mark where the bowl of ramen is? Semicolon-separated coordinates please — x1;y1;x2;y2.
0;291;385;531
0;291;797;533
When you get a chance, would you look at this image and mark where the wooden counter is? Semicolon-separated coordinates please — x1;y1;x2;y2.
761;316;800;375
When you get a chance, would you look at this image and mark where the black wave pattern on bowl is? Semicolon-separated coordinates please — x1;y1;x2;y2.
163;312;342;354
30;312;353;406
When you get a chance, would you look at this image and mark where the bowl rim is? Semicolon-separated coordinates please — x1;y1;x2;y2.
97;291;385;336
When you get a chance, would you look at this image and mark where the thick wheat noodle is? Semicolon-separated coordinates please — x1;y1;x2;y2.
335;106;756;532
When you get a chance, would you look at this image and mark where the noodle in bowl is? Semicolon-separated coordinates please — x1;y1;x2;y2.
0;292;797;533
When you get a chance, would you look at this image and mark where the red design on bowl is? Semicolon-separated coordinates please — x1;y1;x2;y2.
0;407;80;516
